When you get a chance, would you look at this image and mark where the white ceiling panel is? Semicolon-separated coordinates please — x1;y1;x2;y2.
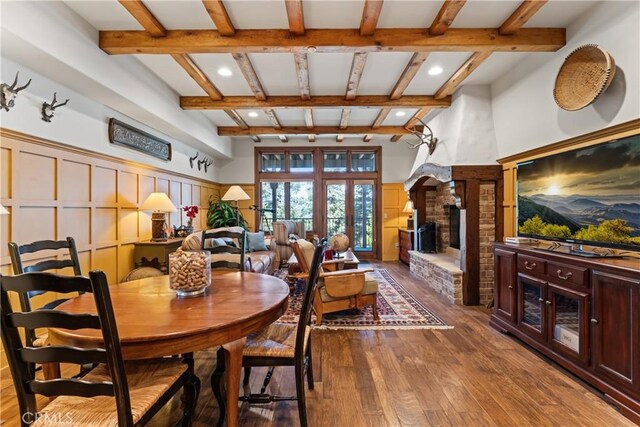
63;0;141;30
309;53;352;96
383;109;419;126
377;1;442;28
358;52;414;96
200;110;238;127
313;109;344;126
249;53;299;96
144;1;215;30
237;110;274;127
225;1;289;29
303;0;365;28
348;109;383;126
464;52;532;85
524;1;599;27
404;52;472;95
272;109;307;126
451;1;521;28
189;54;254;96
134;55;203;96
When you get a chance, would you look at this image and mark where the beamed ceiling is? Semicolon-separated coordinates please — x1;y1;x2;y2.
64;0;597;143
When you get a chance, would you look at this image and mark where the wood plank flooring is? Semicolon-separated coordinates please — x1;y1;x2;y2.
0;262;634;426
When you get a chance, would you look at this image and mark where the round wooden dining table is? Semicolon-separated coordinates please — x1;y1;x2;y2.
48;271;290;427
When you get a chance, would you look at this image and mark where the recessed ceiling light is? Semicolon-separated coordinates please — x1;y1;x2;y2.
395;111;407;117
217;67;233;77
248;111;259;118
428;66;443;76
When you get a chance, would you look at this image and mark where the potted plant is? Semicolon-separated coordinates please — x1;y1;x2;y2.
206;194;248;229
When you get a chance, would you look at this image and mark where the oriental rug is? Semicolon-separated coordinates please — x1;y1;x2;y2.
274;268;452;330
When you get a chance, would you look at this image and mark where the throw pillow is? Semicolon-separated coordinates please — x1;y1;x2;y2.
247;231;268;252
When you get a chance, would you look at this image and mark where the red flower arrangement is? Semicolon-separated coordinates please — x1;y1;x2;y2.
183;205;199;226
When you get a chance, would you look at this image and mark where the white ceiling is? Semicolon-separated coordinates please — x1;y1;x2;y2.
64;0;600;137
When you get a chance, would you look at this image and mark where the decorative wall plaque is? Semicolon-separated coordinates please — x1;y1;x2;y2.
108;118;172;161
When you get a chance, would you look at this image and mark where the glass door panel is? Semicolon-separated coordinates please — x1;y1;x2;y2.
353;181;374;252
325;181;347;237
518;274;547;342
549;284;589;363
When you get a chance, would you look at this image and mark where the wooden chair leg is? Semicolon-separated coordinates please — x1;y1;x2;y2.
211;348;226;427
372;295;379;321
182;373;200;426
243;366;251;386
306;343;314;391
295;361;308;427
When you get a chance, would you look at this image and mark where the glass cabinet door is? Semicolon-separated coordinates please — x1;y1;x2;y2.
548;284;590;363
518;274;547;342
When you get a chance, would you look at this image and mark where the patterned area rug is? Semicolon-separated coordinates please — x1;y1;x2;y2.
274;268;452;330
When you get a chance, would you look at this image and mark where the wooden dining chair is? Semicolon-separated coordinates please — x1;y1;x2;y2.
0;270;199;427
201;228;248;271
8;237;83;378
211;243;325;427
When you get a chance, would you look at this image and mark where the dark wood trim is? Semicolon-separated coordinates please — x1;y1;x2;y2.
497;119;640;164
495;178;504;244
463;179;480;305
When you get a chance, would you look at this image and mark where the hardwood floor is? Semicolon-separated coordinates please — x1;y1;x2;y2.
0;262;634;426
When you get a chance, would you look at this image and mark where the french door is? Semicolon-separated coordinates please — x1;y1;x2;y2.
323;179;376;258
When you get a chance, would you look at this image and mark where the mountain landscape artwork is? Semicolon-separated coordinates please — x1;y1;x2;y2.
517;135;640;248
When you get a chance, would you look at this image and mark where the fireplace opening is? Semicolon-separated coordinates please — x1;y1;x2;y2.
449;205;461;249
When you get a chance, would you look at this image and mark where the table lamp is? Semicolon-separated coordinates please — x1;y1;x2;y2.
140;192;178;241
0;204;8;215
221;185;250;226
403;199;414;229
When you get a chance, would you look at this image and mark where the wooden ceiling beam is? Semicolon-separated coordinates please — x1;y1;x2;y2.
337;109;351;142
389;52;429;100
100;28;566;54
434;51;492;100
345;52;368;100
500;0;549;35
181;95;451;109
429;0;467;36
264;109;288;142
285;0;305;35
232;53;267;100
171;54;223;99
359;0;384;36
304;109;315;142
392;107;433;141
118;0;166;37
293;53;311;100
202;0;236;36
219;125;414;136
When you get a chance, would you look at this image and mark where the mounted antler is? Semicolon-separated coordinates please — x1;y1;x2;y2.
197;159;205;171
41;92;70;122
405;118;438;154
1;72;32;112
203;158;213;173
189;152;199;168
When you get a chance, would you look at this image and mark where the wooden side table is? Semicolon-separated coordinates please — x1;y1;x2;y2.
133;238;184;273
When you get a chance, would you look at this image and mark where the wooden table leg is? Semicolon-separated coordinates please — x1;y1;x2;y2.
222;337;246;427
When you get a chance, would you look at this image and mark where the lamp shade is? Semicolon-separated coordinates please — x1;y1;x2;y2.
140;192;177;212
222;185;250;202
402;200;414;213
0;204;9;215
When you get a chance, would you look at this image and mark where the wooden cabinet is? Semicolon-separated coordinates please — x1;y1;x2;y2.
592;270;640;394
494;248;517;324
133;238;183;273
398;229;414;265
491;243;640;423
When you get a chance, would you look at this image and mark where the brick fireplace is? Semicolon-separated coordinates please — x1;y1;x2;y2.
405;163;502;306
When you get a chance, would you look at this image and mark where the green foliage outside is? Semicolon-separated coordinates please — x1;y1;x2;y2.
207;195;248;229
520;215;637;245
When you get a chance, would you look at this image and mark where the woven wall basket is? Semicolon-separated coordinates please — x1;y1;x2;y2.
553;44;616;111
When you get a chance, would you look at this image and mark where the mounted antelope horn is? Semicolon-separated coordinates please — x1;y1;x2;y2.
41;92;70;122
14;75;32;93
1;72;32;112
9;73;19;90
189;152;199;168
203;158;213;172
197;159;205;171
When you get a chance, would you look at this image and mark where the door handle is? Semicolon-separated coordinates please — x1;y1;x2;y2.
556;269;573;280
590;318;598;324
524;261;537;270
538;297;544;302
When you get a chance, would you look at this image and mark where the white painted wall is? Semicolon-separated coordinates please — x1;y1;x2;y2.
410;85;500;175
491;1;640;158
218;138;417;184
1;57;217;180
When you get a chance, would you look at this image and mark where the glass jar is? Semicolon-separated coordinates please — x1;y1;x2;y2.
169;249;211;297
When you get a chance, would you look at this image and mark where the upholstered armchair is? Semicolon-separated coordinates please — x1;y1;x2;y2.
272;220;306;267
291;239;379;325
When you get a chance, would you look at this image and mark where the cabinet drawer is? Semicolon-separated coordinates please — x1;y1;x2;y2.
517;254;546;276
549;263;588;288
